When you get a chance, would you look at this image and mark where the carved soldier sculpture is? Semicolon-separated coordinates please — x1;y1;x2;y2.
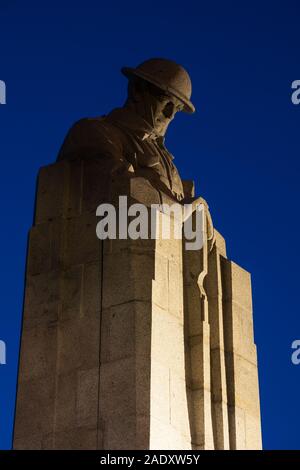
13;58;262;450
58;58;195;202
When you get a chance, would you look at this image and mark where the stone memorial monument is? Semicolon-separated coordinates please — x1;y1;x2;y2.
13;58;262;450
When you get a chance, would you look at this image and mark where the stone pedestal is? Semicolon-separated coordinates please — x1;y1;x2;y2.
13;158;262;449
184;229;262;450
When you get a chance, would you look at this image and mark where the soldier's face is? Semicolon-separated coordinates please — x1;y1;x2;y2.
151;94;184;136
128;79;184;137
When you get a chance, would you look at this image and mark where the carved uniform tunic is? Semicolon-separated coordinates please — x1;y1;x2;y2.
57;107;184;201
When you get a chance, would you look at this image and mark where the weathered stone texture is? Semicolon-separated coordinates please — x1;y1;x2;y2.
14;159;262;450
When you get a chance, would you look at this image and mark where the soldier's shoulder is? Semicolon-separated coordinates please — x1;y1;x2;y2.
71;115;126;142
69;115;113;133
57;114;125;161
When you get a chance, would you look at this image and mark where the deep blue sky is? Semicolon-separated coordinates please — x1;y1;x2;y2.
0;0;300;450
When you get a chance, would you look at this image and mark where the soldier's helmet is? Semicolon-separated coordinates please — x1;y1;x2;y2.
121;58;195;114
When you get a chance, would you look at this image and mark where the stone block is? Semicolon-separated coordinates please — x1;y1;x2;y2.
208;297;224;349
64;213;101;267
212;400;230;449
100;301;151;364
50;219;65;271
150;360;170;423
17;323;58;382
184;286;203;337
152;254;169;311
54;427;97;450
14;376;55;440
82;261;101;317
35;162;67;224
188;388;214;449
100;304;136;363
57;316;100;373
77;368;99;428
54;370;77;431
151;305;186;378
82;158;112;213
188;322;211;391
98;357;136;421
214;229;227;258
41;433;55;449
155;213;183;261
102;250;154;308
231;354;261;417
210;347;228;403
170;372;190;438
27;223;52;275
150;416;191;450
65;159;82;217
245;412;262;449
168;260;183;319
27;220;65;275
224;302;257;363
228;405;246;450
102;413;149;450
22;271;60;328
14;434;42;450
130;177;162;207
60;265;83;320
53;367;100;441
222;259;253;312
